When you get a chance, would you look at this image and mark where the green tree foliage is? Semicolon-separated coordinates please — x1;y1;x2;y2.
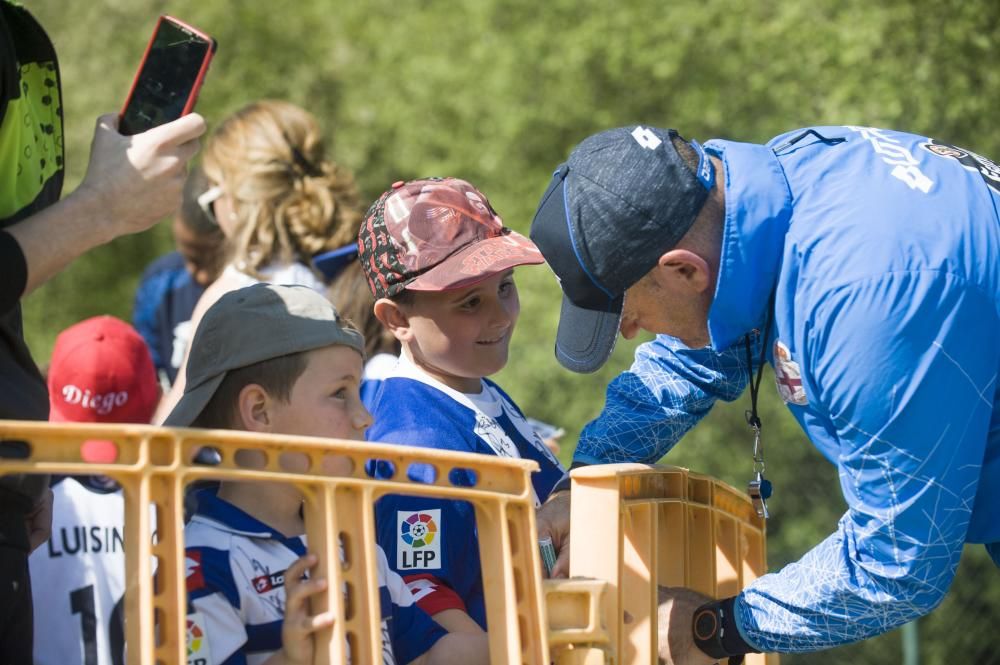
23;1;1000;662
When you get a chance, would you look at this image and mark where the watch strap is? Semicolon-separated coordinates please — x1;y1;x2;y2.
692;596;759;660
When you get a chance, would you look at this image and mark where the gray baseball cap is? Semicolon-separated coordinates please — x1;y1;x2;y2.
529;126;714;373
164;283;364;427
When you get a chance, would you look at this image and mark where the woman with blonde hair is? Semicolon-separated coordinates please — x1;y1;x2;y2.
155;100;362;421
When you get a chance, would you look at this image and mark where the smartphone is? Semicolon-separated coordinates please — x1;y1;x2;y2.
118;16;217;136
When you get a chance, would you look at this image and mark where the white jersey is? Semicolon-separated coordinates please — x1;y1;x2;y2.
184;489;444;665
29;478;127;665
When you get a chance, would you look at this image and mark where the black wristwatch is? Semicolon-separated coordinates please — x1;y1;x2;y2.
692;596;759;664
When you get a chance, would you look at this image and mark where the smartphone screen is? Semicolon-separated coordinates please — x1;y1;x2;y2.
119;18;214;135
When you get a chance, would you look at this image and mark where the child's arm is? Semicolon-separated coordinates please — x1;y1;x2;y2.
261;554;334;665
375;496;486;630
407;632;490;665
429;608;484;634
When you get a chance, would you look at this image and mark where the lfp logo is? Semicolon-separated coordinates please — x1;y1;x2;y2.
397;509;441;570
401;512;437;547
186;615;210;665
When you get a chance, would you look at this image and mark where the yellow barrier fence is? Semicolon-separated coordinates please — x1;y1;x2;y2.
1;423;774;664
0;420;549;665
554;463;777;665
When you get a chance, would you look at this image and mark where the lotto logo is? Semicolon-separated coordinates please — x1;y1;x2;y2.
185;552;205;592
252;571;285;594
631;126;662;150
398;510;442;570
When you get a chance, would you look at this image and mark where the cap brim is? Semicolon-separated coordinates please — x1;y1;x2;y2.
554;293;622;373
406;231;544;292
163;372;227;428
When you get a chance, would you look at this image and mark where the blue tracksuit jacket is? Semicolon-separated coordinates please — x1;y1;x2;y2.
575;126;1000;652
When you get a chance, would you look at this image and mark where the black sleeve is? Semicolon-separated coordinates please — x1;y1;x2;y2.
0;230;27;314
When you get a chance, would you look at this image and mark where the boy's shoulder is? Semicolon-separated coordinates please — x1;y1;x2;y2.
184;492;302;608
366;368;481;453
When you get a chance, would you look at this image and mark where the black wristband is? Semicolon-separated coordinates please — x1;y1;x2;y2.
692;596;759;660
0;229;27;314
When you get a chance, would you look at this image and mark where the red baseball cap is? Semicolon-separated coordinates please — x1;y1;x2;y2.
47;316;159;462
358;177;544;299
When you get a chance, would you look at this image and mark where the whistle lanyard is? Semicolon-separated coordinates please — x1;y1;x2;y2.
743;301;774;519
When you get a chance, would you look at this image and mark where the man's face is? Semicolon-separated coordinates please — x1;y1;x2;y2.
618;269;711;348
173;217;224;288
402;270;520;393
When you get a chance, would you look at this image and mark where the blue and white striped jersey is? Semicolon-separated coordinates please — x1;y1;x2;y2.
184;489;445;665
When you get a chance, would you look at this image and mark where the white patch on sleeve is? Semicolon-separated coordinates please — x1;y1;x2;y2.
773;340;808;405
396;509;442;571
406;577;438;602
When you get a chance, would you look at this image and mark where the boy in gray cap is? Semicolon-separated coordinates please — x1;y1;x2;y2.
166;283;486;665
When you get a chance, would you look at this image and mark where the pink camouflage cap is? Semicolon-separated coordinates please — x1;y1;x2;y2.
358;177;544;299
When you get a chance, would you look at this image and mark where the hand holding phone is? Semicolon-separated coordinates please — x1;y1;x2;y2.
119;16;217;136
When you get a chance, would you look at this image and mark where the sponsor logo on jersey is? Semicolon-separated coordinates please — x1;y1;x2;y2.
186;612;211;665
773;341;808;405
397;510;441;570
921;139;1000;195
185;551;205;592
252;570;286;594
848;126;934;193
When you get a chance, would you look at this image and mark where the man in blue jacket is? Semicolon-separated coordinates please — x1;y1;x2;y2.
529;125;999;663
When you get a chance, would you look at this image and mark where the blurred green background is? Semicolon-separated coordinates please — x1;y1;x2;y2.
22;1;1000;662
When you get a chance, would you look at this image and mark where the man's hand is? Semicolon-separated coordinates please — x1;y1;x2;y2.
274;554;335;665
25;488;53;553
536;490;571;578
79;113;206;242
656;586;717;665
8;112;207;297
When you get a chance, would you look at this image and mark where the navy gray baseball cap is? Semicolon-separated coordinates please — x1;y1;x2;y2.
529;126;715;373
164;283;364;427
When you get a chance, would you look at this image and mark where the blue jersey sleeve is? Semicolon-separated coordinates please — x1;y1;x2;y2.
575;334;751;465
185;545;248;665
737;272;998;651
375;494;486;627
387;587;448;665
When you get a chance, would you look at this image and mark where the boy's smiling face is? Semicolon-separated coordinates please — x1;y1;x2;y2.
399;270;520;393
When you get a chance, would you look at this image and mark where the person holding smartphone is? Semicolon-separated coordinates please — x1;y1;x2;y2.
0;4;206;662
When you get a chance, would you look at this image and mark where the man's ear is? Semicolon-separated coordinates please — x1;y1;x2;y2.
653;249;713;294
373;298;413;343
236;384;272;433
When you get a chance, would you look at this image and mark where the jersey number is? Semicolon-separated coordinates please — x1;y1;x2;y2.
70;585;125;665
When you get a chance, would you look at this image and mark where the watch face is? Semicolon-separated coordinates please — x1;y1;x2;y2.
694;607;720;640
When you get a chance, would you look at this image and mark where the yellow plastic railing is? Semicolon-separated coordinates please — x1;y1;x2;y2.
548;464;777;665
1;423;775;664
0;421;548;665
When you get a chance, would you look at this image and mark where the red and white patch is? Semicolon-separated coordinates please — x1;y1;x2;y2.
773;341;808;405
185;551;205;592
